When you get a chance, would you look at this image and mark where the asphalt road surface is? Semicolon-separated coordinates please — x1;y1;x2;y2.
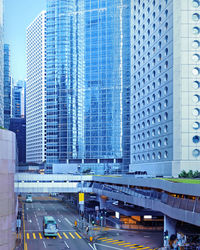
23;197;94;250
19;197;162;250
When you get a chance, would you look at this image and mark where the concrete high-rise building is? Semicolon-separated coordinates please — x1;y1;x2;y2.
130;0;200;177
4;44;11;129
26;11;46;164
0;0;3;127
46;0;130;173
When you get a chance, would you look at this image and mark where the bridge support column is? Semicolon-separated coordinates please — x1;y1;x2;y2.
164;215;176;247
98;195;107;210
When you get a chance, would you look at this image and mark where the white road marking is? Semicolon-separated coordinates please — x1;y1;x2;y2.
95;243;123;250
43;241;46;248
65;218;72;226
88;243;94;250
64;241;69;248
29;220;32;223
58;219;61;223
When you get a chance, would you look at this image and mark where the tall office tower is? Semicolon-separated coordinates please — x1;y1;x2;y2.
130;0;200;177
26;11;46;164
0;0;3;127
46;0;130;173
46;0;85;164
13;81;25;118
4;44;11;129
9;118;26;164
84;0;130;172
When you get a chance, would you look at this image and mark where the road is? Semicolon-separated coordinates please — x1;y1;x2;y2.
22;197;94;250
18;197;162;250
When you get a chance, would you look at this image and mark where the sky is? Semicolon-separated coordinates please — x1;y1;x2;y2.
4;0;46;82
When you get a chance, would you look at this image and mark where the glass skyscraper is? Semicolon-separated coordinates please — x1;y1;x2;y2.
46;0;130;172
46;0;85;164
4;44;11;129
0;0;3;127
84;0;130;171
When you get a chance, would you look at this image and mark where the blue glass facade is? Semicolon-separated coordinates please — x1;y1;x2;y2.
9;118;26;164
46;0;85;164
46;0;130;171
0;0;3;127
4;44;11;129
84;0;130;170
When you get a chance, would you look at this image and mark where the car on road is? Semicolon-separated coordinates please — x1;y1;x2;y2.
25;194;32;203
43;216;58;237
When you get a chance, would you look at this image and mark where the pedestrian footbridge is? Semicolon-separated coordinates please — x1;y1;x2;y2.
15;173;200;227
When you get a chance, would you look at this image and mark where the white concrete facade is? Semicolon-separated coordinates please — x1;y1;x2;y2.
26;11;46;163
0;129;16;250
130;0;200;176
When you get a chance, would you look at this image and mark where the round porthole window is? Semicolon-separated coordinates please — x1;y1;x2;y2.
193;135;200;143
193;94;200;103
192;67;200;75
192;54;200;62
192;0;200;8
192;13;200;21
193;122;200;130
193;108;200;116
164;151;168;159
193;27;200;35
192;149;200;157
193;81;200;89
192;40;200;48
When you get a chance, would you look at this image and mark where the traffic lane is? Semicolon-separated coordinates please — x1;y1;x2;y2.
24;199;91;250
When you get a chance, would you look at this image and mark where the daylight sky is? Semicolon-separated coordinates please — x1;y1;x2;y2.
4;0;46;82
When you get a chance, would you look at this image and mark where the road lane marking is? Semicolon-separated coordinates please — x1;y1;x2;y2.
69;232;75;239
26;233;30;239
39;233;43;239
95;243;123;250
118;242;132;246
123;244;138;247
33;233;36;239
29;220;32;223
88;243;95;250
75;232;82;239
57;232;62;239
137;247;151;249
64;217;73;226
98;237;108;240
43;241;46;248
63;232;69;239
58;219;61;222
64;241;69;248
100;238;113;241
105;240;120;243
112;241;125;244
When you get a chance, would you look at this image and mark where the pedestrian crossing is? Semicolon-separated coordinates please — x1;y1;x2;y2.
97;237;154;250
17;231;82;240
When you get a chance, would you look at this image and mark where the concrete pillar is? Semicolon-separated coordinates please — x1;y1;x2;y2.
164;215;177;247
98;195;107;210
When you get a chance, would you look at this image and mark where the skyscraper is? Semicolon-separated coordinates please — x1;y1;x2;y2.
46;0;84;164
13;81;25;118
84;0;130;171
4;44;11;129
26;11;46;164
130;0;200;177
46;0;130;172
0;0;3;127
